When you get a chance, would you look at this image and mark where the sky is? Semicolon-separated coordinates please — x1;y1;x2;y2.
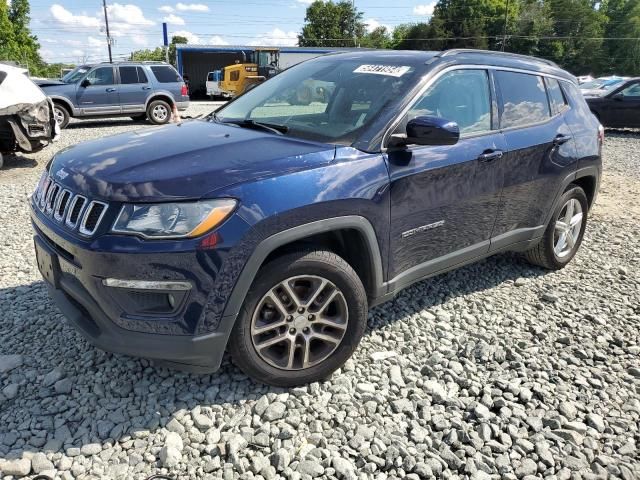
28;0;437;64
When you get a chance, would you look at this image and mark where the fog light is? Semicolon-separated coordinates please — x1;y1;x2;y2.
168;293;176;309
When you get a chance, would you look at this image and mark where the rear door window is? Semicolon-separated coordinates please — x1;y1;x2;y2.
546;78;569;115
119;66;139;84
496;71;550;128
150;66;182;83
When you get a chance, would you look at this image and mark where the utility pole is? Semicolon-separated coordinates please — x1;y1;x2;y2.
352;0;357;48
501;0;510;52
102;0;113;63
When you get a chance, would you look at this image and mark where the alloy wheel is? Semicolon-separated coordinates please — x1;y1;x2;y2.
554;198;583;258
250;275;348;370
152;105;169;122
53;107;65;126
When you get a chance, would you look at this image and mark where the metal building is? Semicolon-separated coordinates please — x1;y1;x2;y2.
175;45;345;98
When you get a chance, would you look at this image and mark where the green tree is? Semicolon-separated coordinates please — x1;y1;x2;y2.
602;0;640;74
169;35;189;65
131;36;189;66
299;0;366;47
360;26;392;49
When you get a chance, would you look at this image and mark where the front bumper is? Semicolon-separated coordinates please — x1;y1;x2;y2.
31;204;236;372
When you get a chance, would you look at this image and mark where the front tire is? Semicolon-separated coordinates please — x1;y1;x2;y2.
53;104;70;129
147;100;171;125
228;250;367;387
525;185;588;270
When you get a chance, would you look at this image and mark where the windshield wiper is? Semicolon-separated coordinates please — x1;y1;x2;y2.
226;119;289;135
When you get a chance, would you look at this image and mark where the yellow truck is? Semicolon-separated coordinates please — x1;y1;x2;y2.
218;48;280;97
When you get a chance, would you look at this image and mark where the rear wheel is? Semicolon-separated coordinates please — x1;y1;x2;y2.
53;104;70;129
228;250;367;387
147;100;171;125
525;185;588;270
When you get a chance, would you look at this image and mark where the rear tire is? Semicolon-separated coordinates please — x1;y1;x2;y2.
146;100;171;125
53;104;70;129
525;185;588;270
228;249;367;387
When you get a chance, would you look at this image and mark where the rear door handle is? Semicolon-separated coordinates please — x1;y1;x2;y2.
553;134;572;146
477;150;503;163
106;87;116;92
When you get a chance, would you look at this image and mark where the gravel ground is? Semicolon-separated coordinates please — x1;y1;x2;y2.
0;108;638;480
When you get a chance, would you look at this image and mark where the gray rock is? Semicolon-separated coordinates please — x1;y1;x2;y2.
263;401;286;421
2;383;19;399
297;459;324;477
558;401;578;420
54;378;73;394
80;443;102;455
0;354;23;373
515;458;538;477
42;367;64;387
159;446;181;467
272;448;291;471
332;457;357;480
586;413;605;432
1;458;31;477
31;452;54;474
389;365;405;387
474;403;492;420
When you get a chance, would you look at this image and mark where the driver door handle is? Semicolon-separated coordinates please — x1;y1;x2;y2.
477;150;503;163
553;134;572;146
142;86;152;90
106;87;116;92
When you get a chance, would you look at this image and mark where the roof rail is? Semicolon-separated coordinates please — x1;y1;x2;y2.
98;60;168;65
438;49;558;67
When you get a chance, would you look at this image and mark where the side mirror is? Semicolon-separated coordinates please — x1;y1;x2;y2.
389;116;460;148
80;78;91;88
612;92;624;101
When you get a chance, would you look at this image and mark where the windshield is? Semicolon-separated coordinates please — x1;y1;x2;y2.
62;65;90;83
215;57;419;145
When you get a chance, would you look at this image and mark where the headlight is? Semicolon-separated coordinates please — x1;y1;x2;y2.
112;199;237;239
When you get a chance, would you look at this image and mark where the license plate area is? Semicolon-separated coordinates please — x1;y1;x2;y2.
34;237;60;288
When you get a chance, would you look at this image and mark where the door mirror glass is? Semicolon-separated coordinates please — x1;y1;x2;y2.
390;116;460;147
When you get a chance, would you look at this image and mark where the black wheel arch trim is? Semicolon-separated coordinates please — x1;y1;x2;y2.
220;216;385;323
544;165;600;226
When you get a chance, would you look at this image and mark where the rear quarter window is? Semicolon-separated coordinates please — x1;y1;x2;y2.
496;71;551;128
150;66;182;83
546;78;569;115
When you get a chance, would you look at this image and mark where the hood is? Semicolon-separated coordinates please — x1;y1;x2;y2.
49;120;336;202
37;81;76;95
34;79;68;87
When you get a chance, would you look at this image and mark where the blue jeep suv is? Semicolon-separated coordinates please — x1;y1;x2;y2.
36;61;189;128
30;50;602;386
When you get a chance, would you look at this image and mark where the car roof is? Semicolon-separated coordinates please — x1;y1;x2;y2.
322;49;576;83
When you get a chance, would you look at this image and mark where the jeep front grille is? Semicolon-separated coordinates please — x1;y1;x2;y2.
34;174;108;237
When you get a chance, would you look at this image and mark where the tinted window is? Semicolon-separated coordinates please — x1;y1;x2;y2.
496;71;550;128
409;69;491;135
137;67;148;83
621;82;640;97
207;72;214;81
546;78;568;114
119;66;139;84
86;67;114;86
151;66;181;83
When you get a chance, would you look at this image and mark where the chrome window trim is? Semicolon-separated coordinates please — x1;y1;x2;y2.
382;64;575;151
78;200;108;236
53;189;71;222
65;195;87;229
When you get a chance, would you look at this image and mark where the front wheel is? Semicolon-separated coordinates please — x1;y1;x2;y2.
228;250;367;387
53;104;70;129
525;185;588;270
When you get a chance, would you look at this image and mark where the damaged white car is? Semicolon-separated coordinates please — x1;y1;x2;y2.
0;64;58;169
